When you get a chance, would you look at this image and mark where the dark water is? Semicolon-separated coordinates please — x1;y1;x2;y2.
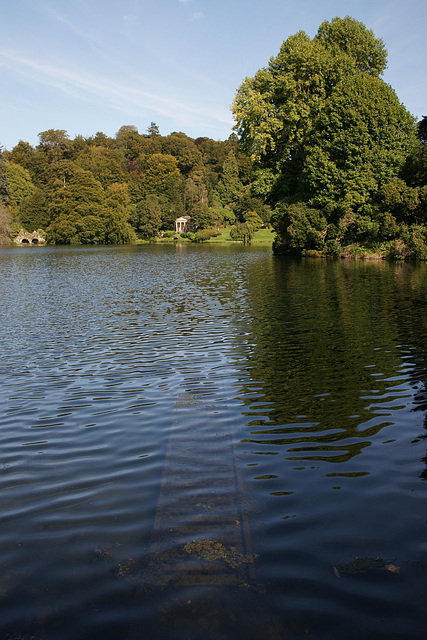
1;243;427;640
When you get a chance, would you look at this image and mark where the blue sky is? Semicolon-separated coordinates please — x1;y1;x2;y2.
1;0;426;150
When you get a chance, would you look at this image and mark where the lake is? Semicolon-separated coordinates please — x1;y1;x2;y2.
1;243;427;640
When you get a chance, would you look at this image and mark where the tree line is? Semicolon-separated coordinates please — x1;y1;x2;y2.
1;16;426;258
0;124;270;246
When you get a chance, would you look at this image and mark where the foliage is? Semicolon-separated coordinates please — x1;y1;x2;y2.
302;73;415;212
233;16;419;257
3;43;422;259
418;116;427;144
244;210;263;231
75;146;126;188
131;194;163;239
104;182;136;244
194;229;218;242
138;153;181;198
230;221;255;244
188;202;217;230
0;203;13;244
37;129;72;163
402;144;427;188
233;193;271;223
19;188;49;230
0;150;10;207
315;15;387;76
161;132;203;175
5;162;35;214
6;119;259;245
272;203;327;254
215;149;243;206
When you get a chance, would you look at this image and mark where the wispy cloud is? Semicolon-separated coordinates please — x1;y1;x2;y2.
0;49;232;127
191;12;205;20
39;4;103;47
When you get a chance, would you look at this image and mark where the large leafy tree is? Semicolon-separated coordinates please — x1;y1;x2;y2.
5;162;35;215
19;188;49;230
232;16;415;209
233;16;418;254
46;162;108;243
37;129;72;163
0;203;13;244
301;73;416;212
131;194;163;239
161;132;203;175
216;149;243;208
0;149;10;207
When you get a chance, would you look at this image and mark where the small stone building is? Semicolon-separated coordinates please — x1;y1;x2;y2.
175;216;191;233
14;229;46;245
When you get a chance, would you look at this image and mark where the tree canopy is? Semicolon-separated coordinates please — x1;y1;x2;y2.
2;126;258;246
232;16;421;257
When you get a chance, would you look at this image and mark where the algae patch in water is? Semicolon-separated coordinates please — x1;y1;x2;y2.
183;539;258;569
334;557;400;577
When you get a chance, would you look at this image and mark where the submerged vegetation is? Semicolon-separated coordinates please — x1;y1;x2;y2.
1;16;426;258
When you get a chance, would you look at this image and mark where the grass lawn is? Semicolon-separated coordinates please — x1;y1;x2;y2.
150;226;276;246
207;226;276;245
251;228;276;244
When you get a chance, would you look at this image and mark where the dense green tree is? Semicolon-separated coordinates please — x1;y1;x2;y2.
244;210;263;231
7;140;35;172
0;150;10;206
88;132;115;148
75;146;126;188
115;125;146;160
147;122;160;137
233;193;272;223
418;116;427;144
19;188;49;230
161;132;203;175
131;194;163;238
233;17;413;202
104;182;136;244
5;162;35;214
0;203;13;244
301;73;416;212
138;153;182;197
230;221;255;244
272;203;328;254
184;169;208;208
233;16;418;255
215;149;243;207
315;15;387;76
402;146;427;188
188;202;216;229
37;129;72;162
46;162;108;243
402;117;427;188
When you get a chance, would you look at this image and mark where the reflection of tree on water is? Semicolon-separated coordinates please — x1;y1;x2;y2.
408;373;427;481
237;257;427;469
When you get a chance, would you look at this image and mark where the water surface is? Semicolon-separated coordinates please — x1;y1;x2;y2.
1;244;427;639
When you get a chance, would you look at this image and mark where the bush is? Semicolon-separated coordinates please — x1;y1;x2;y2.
325;239;341;257
230;222;255;244
272;203;327;254
194;229;215;242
